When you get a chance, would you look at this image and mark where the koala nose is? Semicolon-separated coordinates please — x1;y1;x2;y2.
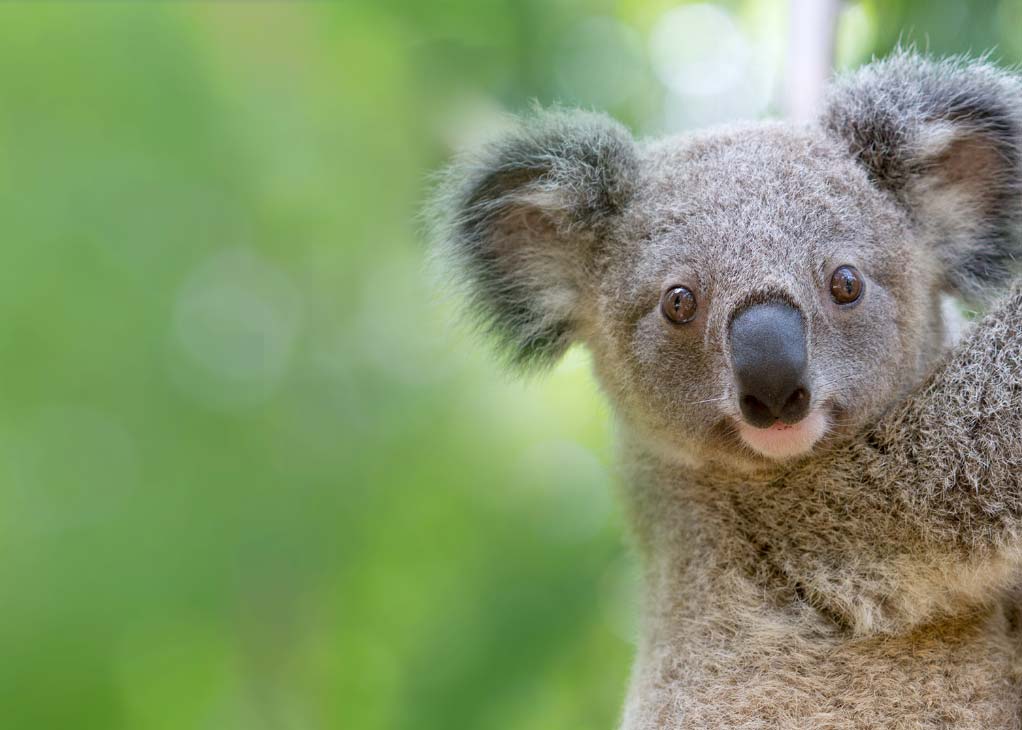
730;302;810;428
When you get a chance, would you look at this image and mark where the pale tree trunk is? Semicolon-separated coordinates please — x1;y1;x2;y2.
784;0;842;121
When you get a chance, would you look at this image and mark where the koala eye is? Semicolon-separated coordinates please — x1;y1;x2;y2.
829;265;864;305
661;286;697;324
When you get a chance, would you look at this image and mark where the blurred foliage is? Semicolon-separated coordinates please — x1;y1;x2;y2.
0;1;1016;729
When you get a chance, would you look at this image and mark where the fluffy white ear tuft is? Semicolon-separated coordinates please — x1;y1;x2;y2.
429;109;637;370
822;51;1022;300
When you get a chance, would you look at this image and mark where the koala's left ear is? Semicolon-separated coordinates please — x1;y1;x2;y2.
430;109;637;370
822;52;1022;299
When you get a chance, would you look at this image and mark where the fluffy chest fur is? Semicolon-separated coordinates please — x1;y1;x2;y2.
624;569;1022;729
621;454;1022;729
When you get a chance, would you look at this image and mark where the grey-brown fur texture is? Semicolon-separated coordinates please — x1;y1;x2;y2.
431;52;1022;728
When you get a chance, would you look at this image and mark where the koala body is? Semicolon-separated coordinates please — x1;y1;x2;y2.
433;53;1022;728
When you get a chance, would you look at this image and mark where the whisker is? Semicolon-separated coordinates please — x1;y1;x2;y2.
690;395;732;405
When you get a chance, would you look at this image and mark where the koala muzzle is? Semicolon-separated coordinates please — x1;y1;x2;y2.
730;302;810;428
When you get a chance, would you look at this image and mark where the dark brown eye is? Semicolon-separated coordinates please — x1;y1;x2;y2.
829;265;864;305
661;286;697;324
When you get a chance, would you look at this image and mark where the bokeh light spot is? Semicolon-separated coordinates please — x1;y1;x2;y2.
171;247;302;409
649;4;748;97
554;16;646;108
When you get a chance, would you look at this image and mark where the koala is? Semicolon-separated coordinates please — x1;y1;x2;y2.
431;52;1022;728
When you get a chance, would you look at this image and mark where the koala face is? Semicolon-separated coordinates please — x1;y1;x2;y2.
588;125;944;467
434;54;1022;471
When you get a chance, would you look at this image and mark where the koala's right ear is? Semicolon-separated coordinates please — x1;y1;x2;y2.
430;109;637;371
822;52;1022;300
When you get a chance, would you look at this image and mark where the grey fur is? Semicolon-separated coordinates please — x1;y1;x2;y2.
430;52;1022;728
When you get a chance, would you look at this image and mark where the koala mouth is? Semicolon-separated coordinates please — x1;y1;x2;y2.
736;410;830;460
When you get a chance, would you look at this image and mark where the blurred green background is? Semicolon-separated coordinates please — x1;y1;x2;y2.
0;2;1017;728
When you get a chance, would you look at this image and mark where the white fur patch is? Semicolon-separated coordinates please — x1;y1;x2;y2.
941;294;970;349
737;410;829;460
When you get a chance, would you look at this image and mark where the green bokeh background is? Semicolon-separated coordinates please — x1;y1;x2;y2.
0;2;1017;728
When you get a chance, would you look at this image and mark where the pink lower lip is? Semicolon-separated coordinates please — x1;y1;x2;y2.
737;410;830;459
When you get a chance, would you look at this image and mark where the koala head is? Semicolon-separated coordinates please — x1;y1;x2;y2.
433;54;1022;472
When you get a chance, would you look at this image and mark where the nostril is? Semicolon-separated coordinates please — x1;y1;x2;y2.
740;387;811;428
784;388;808;409
740;394;776;428
780;387;811;423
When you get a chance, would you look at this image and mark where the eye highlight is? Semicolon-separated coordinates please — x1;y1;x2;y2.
661;286;697;324
829;265;864;305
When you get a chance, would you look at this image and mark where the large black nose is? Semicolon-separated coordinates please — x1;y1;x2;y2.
730;302;810;428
